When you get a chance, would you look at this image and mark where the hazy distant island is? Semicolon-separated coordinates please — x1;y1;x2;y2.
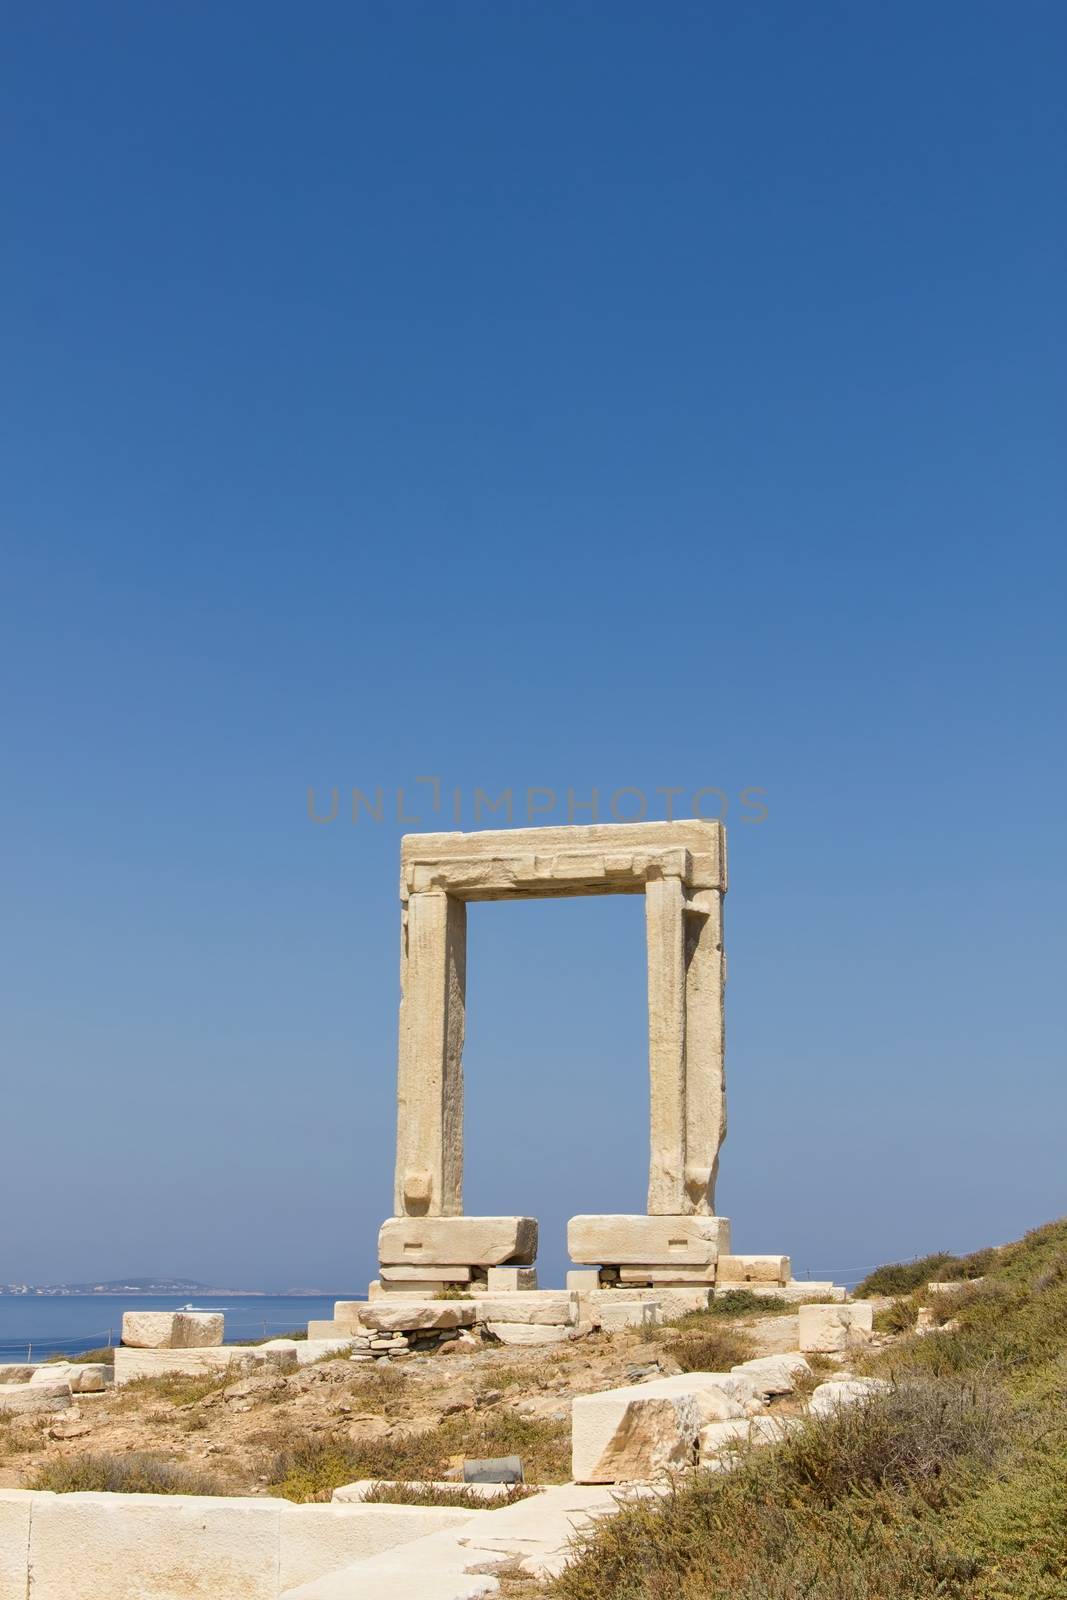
0;1278;330;1297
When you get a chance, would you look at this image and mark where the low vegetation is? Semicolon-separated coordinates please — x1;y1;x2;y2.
663;1326;755;1373
45;1347;115;1365
30;1452;229;1496
262;1407;570;1501
854;1245;996;1298
669;1290;791;1323
547;1218;1067;1600
361;1480;536;1508
118;1367;239;1405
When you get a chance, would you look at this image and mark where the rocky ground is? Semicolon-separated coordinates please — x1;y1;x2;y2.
0;1304;869;1498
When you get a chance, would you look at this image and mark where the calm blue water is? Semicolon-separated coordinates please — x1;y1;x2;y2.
0;1294;354;1360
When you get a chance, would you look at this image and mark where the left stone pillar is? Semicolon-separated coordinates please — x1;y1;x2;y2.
394;889;467;1217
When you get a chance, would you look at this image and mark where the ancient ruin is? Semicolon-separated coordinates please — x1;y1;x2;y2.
381;819;731;1292
1;817;862;1600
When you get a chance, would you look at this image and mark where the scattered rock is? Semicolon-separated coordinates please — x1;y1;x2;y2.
809;1378;891;1416
49;1415;92;1440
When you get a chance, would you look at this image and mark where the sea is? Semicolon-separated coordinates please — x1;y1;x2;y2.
0;1294;353;1361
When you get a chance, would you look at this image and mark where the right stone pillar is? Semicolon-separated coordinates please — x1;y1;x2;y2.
645;876;726;1217
682;888;726;1216
645;873;688;1214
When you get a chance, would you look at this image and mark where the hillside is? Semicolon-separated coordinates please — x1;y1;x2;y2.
543;1218;1067;1600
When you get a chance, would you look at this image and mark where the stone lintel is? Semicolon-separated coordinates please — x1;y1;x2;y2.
401;820;725;902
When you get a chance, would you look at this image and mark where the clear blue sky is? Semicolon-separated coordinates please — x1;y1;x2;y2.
2;3;1063;1291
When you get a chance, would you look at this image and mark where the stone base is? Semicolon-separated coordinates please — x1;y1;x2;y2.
380;1264;473;1284
614;1263;718;1286
483;1266;538;1292
485;1322;574;1346
567;1214;731;1270
378;1215;538;1268
590;1285;712;1320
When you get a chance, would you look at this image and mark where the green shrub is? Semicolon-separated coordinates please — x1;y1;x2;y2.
856;1239;1007;1299
854;1252;959;1298
665;1292;788;1333
874;1296;920;1334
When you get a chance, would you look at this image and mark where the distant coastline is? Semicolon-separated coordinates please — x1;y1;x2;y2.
0;1280;331;1298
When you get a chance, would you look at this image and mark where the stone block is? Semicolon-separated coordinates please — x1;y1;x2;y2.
595;1300;660;1332
485;1266;537;1292
306;1319;343;1339
119;1310;223;1350
0;1490;32;1600
593;1286;711;1320
173;1312;225;1348
696;1417;753;1461
485;1322;573;1346
717;1255;791;1286
566;1270;599;1295
278;1502;478;1593
567;1215;731;1267
0;1364;36;1384
717;1280;843;1303
731;1352;811;1396
379;1265;473;1283
27;1489;281;1599
698;1414;799;1464
369;1280;453;1299
112;1346;267;1386
379;1216;537;1267
617;1263;718;1284
0;1382;71;1415
798;1302;874;1354
572;1377;704;1482
809;1377;890;1416
260;1338;353;1367
120;1311;178;1349
359;1302;478;1333
331;1302;368;1330
573;1370;767;1478
475;1293;576;1326
30;1363;110;1394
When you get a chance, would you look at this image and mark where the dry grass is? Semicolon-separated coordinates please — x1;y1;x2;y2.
361;1480;537;1507
344;1364;408;1405
261;1407;570;1501
30;1451;232;1496
0;1414;48;1455
118;1366;240;1406
663;1326;755;1372
44;1347;116;1365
